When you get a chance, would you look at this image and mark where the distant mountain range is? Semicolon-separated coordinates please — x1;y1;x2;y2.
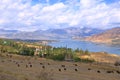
0;27;104;40
0;29;19;38
0;27;120;45
85;27;120;44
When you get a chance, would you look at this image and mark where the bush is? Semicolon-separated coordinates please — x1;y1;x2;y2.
114;61;120;66
74;57;81;62
81;58;95;63
19;47;35;56
47;54;65;61
74;57;95;63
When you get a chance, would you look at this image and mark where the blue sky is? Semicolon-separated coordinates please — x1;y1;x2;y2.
32;0;119;4
0;0;120;31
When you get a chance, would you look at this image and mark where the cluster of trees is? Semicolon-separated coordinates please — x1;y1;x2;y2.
0;39;35;56
47;47;73;61
0;39;19;53
0;39;95;63
38;47;94;63
75;48;90;55
19;47;35;56
39;47;68;61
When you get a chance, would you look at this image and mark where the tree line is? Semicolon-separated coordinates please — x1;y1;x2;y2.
0;39;95;63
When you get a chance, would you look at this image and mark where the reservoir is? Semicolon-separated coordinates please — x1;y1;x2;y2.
48;39;120;55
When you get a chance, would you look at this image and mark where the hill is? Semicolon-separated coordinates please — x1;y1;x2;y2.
85;27;120;44
0;53;120;80
79;52;120;63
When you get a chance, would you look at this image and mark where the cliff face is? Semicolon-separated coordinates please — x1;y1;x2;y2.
85;27;120;44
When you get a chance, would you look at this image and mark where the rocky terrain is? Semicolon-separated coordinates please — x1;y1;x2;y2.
85;27;120;44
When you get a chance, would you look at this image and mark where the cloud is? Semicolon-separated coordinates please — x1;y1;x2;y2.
0;0;120;31
80;0;100;8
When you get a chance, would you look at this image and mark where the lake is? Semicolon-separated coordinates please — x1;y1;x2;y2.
48;39;120;55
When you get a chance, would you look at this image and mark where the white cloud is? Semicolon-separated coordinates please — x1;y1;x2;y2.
0;0;120;31
41;3;67;13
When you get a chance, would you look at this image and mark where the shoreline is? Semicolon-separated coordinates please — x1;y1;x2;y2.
48;39;120;55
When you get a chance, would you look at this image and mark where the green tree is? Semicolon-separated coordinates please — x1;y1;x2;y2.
19;47;35;56
84;49;89;55
79;49;84;54
75;48;79;52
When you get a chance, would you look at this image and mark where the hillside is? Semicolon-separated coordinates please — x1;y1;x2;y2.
0;38;44;56
85;27;120;44
79;52;120;63
0;38;120;80
0;53;120;80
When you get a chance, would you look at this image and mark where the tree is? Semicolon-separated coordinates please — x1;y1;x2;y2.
75;48;79;52
19;47;35;56
79;49;84;54
84;49;89;55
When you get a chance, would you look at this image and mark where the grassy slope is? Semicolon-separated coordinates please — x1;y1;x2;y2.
0;53;120;80
79;52;120;63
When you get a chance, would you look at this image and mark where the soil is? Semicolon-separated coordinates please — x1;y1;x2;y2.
0;53;120;80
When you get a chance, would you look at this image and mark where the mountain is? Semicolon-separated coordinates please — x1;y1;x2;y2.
0;29;19;35
0;29;19;38
0;27;104;40
85;27;120;44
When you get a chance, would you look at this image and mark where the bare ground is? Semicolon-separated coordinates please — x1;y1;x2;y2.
0;53;120;80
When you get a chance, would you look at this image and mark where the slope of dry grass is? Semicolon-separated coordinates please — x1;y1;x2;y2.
0;53;120;80
79;52;120;63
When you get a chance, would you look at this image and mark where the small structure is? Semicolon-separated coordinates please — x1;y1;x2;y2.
34;46;43;56
34;48;40;56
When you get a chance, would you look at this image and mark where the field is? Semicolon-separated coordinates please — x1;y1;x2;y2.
0;53;120;80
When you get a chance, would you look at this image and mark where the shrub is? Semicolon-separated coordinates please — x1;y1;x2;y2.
74;57;95;63
47;54;65;61
114;61;120;66
74;57;81;62
19;47;35;56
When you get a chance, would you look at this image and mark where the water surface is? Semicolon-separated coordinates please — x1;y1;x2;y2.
48;39;120;55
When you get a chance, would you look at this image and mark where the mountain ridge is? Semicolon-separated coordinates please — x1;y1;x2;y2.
0;27;104;40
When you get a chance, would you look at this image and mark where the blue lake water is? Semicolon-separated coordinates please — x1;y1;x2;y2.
48;39;120;55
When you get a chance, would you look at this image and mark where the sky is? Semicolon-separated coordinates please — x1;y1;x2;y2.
0;0;120;31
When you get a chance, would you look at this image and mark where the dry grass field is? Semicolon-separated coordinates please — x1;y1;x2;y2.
0;53;120;80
